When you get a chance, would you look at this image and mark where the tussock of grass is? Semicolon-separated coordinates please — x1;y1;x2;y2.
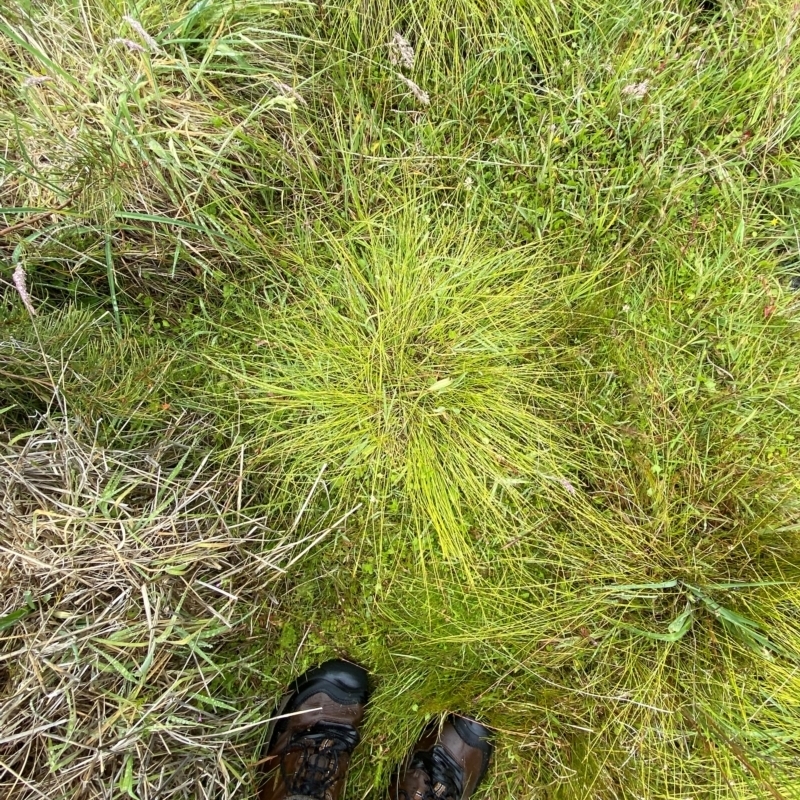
213;208;604;558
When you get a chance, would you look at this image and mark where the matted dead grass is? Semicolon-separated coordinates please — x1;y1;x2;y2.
0;419;354;799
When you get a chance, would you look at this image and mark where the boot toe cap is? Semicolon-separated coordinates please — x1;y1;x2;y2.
293;658;369;704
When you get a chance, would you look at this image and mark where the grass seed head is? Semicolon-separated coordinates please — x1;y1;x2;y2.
11;264;36;315
396;73;430;106
389;32;415;70
122;15;159;52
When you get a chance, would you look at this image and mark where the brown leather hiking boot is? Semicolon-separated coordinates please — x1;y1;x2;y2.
259;659;369;800
388;714;494;800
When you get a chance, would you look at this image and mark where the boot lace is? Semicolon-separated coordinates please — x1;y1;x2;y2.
399;744;464;800
280;721;359;799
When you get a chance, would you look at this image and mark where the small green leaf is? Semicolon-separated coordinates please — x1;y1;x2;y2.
0;607;31;632
428;377;453;392
119;752;138;798
668;606;694;635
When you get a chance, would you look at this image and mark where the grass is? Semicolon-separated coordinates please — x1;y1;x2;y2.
207;205;606;560
2;0;800;799
0;420;354;799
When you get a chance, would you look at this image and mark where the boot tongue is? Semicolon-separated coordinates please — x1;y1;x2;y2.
282;722;359;799
409;744;464;800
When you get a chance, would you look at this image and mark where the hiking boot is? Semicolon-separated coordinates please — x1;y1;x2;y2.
388;714;493;800
259;659;369;800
